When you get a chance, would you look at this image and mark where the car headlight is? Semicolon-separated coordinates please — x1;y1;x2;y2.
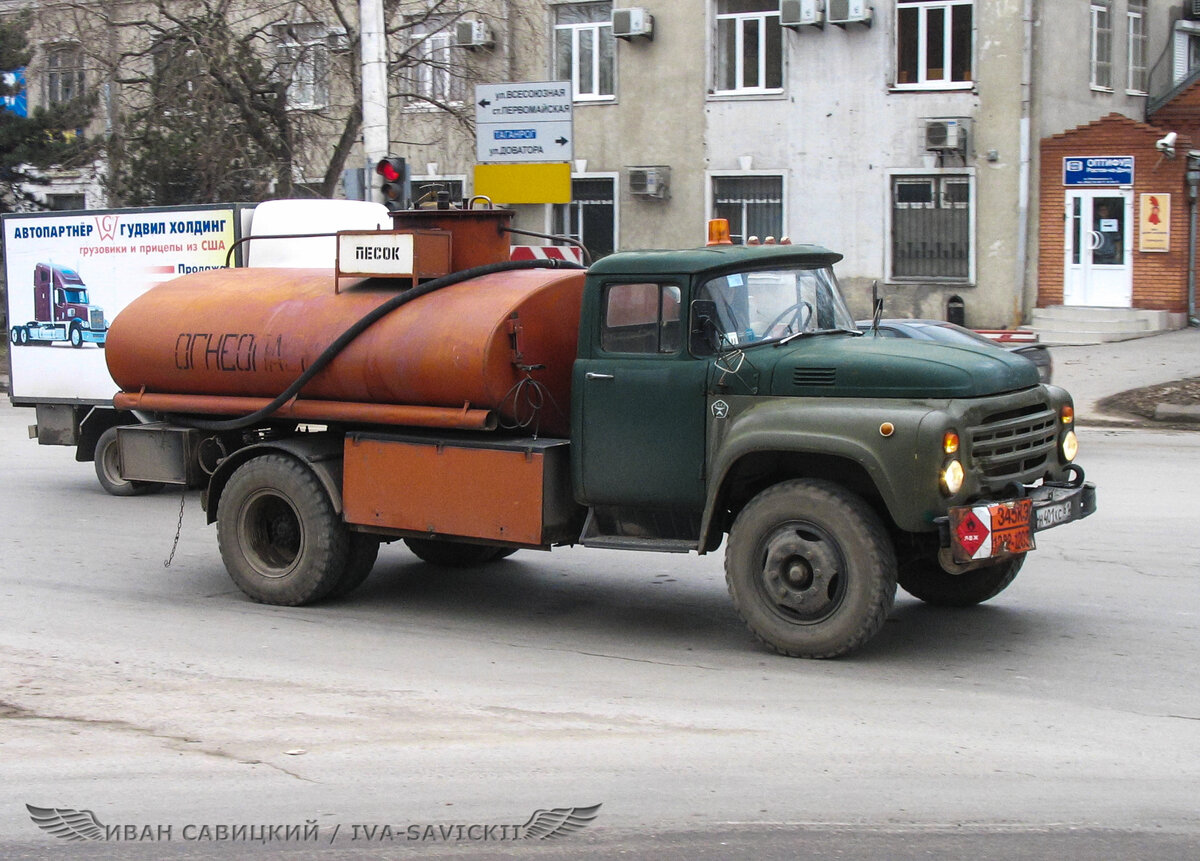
1062;429;1078;462
941;459;964;495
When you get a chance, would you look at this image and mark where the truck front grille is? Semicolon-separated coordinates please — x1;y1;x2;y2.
89;308;104;329
968;402;1058;485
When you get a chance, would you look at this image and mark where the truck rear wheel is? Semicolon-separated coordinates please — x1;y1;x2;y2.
217;454;348;605
725;479;897;659
403;538;516;567
898;553;1025;607
94;426;165;497
328;534;381;599
16;326;29;346
9;327;19;345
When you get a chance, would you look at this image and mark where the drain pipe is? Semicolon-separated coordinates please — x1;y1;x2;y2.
1188;151;1200;326
1013;0;1035;328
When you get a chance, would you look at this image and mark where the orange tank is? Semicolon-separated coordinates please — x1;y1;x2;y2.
105;266;585;436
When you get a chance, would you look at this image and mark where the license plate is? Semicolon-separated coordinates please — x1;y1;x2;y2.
949;498;1035;563
1035;499;1076;531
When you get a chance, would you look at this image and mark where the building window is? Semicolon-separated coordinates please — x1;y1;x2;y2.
1091;2;1113;91
713;0;783;95
408;21;465;107
601;282;682;354
276;23;330;110
711;174;784;244
411;176;465;207
43;43;84;105
553;177;616;260
1127;1;1147;95
890;174;971;280
1170;22;1200;86
554;3;615;102
895;1;972;88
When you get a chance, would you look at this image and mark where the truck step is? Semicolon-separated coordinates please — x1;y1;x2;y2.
579;507;700;553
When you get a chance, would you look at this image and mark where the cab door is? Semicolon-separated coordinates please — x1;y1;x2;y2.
573;279;709;509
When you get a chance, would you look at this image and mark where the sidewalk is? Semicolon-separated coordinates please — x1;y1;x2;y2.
1051;326;1200;426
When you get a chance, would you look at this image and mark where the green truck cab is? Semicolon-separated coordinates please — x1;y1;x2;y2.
571;241;1095;657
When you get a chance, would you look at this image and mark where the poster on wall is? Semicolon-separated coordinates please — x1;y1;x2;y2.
1138;193;1170;252
3;204;244;404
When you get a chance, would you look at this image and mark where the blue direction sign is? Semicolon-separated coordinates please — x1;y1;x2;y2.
475;82;573;164
1063;156;1134;187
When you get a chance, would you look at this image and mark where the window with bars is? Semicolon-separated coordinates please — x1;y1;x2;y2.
1127;1;1147;94
411;177;465;208
895;0;973;88
711;174;784;244
1091;2;1113;91
554;2;615;101
276;23;330;110
713;0;783;95
891;175;971;280
553;177;616;260
43;43;85;105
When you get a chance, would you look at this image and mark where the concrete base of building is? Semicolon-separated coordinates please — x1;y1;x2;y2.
1031;306;1188;345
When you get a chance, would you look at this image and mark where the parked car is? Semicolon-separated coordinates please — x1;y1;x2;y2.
856;319;1052;383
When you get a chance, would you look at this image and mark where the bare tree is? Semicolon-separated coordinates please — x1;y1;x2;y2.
52;0;495;206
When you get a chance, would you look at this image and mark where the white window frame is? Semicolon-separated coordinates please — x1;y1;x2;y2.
553;3;616;103
1090;2;1113;92
705;170;787;244
711;2;784;97
893;0;974;91
1126;2;1147;95
546;172;620;259
407;21;465;109
1172;21;1200;85
884;167;976;285
276;23;330;111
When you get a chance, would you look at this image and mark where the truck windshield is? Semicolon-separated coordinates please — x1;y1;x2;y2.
61;288;89;304
698;265;857;347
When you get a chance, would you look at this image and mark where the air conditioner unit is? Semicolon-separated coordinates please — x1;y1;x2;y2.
613;8;654;39
925;119;965;152
628;165;670;199
826;0;872;27
456;20;493;49
1186;0;1200;22
781;0;823;28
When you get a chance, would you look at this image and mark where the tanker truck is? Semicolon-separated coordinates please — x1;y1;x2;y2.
102;205;1096;658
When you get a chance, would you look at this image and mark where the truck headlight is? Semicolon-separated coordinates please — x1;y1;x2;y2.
941;459;964;495
1061;430;1078;462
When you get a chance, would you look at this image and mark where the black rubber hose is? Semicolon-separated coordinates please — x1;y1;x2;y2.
171;258;585;432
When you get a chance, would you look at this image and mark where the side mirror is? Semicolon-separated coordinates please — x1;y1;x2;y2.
690;299;722;356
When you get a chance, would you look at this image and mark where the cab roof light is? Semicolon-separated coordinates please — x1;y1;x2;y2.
707;219;733;246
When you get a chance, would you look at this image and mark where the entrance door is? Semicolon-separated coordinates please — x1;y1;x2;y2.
1064;190;1132;307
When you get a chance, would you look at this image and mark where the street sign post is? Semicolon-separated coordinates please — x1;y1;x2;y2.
475;82;573;164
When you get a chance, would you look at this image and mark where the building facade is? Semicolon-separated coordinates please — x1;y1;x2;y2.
5;1;1196;327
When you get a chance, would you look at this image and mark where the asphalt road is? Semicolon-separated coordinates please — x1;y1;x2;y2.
0;403;1198;859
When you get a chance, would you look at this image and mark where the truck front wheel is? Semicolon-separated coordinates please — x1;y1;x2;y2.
217;454;348;605
94;426;165;497
898;553;1025;607
69;322;83;348
725;479;897;659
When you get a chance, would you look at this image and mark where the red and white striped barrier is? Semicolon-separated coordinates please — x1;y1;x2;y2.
975;329;1039;343
510;245;584;264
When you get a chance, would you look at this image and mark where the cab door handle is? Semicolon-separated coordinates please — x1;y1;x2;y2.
585;372;614;380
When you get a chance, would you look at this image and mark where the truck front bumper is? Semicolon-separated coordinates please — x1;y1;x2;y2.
936;471;1097;565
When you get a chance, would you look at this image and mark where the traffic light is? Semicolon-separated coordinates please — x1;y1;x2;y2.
375;157;407;210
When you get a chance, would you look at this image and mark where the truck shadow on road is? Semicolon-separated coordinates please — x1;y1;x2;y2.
318;546;1069;663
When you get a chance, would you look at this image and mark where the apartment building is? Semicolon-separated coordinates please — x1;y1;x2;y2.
5;1;1193;327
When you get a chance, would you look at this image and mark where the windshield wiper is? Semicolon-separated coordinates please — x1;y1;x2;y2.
777;327;862;346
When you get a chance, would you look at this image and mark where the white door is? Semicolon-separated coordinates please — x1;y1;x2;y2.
1064;190;1133;307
